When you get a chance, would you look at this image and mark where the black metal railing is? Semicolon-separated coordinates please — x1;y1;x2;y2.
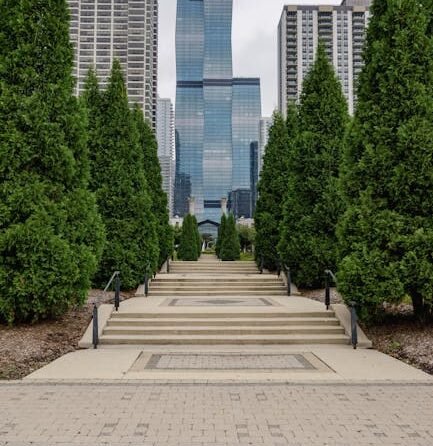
283;264;292;296
259;256;264;274
350;301;358;350
144;262;151;297
167;256;170;274
325;269;358;349
93;270;120;349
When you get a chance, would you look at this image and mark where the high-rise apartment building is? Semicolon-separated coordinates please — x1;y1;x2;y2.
175;0;262;224
258;117;273;173
156;98;175;217
68;0;158;127
278;0;370;115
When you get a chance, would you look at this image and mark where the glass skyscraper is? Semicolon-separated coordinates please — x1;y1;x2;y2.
175;0;262;223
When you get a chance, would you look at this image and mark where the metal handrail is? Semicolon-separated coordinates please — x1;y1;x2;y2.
93;271;121;349
283;264;292;296
144;262;152;297
325;269;358;350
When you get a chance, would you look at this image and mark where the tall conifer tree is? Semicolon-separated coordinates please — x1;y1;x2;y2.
84;61;158;289
278;44;349;288
216;213;227;259
337;0;433;322
255;112;291;270
0;0;105;323
177;214;199;261
220;214;241;261
133;106;173;267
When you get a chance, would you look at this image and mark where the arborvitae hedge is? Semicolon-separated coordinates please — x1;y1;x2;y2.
83;60;159;289
133;105;173;267
255;112;290;270
220;214;241;261
278;44;349;288
0;0;105;323
216;213;227;258
191;215;202;256
337;0;433;322
177;214;199;261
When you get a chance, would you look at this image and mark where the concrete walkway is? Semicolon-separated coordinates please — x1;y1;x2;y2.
3;258;432;445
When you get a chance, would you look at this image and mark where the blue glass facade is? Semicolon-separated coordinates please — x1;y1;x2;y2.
175;0;261;223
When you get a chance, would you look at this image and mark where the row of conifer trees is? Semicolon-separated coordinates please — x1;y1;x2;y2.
0;0;171;324
255;0;433;323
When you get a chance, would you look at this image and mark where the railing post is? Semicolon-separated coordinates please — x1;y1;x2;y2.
92;303;99;349
277;260;281;278
114;273;120;311
167;257;170;274
325;273;331;311
259;256;264;274
284;265;291;296
144;272;149;297
350;302;358;349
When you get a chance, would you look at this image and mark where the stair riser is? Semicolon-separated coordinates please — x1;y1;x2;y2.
153;280;281;283
103;328;345;336
149;286;287;294
107;320;340;327
111;312;336;319
100;338;349;345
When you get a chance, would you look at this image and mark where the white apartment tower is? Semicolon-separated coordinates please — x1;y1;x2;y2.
156;98;175;217
258;117;273;173
68;0;158;128
278;0;370;115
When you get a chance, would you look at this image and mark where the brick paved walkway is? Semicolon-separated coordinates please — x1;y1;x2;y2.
1;382;432;445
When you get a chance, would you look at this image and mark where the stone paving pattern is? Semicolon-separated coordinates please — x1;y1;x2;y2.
165;298;275;307
142;353;315;370
1;382;433;445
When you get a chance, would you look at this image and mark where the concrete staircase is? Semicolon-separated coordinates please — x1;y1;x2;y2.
96;257;351;346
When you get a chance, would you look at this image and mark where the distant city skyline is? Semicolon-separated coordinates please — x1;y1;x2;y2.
158;0;342;116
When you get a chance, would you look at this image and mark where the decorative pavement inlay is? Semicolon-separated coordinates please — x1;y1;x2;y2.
131;353;318;371
163;298;276;307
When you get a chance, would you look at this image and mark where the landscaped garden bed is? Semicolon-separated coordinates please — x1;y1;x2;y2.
0;290;132;380
301;288;433;375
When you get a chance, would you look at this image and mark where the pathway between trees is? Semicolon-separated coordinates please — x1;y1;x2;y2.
2;257;432;445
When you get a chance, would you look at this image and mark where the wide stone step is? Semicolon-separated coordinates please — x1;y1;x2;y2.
111;311;336;319
149;290;287;296
149;286;287;292
153;278;281;283
172;261;256;265
170;270;260;274
103;326;346;336
106;317;341;327
99;334;349;345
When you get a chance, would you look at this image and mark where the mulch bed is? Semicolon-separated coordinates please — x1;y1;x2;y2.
0;290;133;380
300;288;433;376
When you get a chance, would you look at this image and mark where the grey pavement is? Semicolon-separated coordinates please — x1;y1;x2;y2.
1;381;433;445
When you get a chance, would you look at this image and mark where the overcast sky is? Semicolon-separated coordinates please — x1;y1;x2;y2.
158;0;341;116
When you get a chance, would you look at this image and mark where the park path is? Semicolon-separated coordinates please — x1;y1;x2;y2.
2;257;432;445
1;381;433;445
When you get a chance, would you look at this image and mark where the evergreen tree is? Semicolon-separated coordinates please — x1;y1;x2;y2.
177;214;199;261
133;105;173;266
337;0;433;322
84;60;159;289
220;214;241;261
0;0;105;323
216;213;227;258
278;44;349;288
191;215;202;256
255;112;291;270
